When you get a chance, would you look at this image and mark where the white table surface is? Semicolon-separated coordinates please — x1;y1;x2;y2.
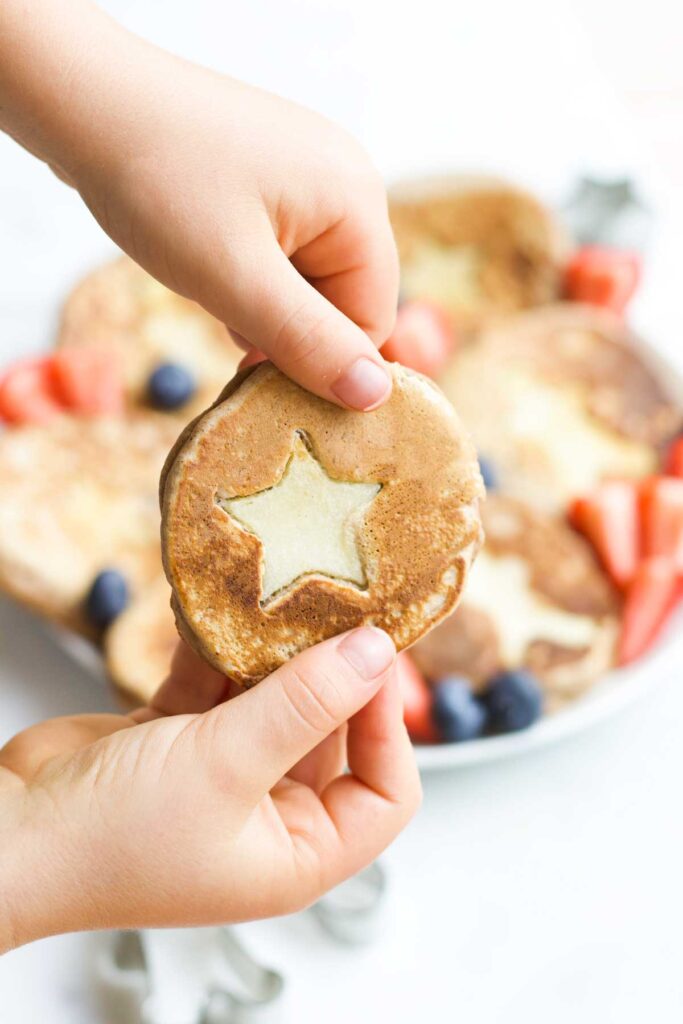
2;2;683;1021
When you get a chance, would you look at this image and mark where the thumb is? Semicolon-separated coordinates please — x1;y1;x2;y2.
204;627;396;800
222;240;393;411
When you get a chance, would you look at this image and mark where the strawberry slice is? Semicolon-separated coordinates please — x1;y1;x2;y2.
564;246;640;316
665;436;683;478
618;556;680;665
396;652;440;743
0;357;64;425
640;476;683;573
52;346;124;415
569;480;640;588
382;300;455;378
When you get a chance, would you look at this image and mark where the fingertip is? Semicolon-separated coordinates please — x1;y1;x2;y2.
337;627;395;680
330;356;392;411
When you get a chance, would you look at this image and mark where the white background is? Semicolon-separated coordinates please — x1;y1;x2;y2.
2;1;683;1021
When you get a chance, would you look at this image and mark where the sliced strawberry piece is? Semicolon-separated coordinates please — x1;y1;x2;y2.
382;300;455;378
564;246;640;316
640;476;683;573
0;357;64;425
568;480;640;587
618;556;680;665
665;436;683;478
396;652;440;743
52;346;124;415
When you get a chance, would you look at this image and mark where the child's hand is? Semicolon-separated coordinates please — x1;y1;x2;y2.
0;0;398;411
0;629;420;951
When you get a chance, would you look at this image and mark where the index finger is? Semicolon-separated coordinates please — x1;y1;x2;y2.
318;668;422;878
291;203;400;348
147;640;230;716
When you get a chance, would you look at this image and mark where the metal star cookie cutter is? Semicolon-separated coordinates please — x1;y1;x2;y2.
96;927;284;1024
561;175;653;250
311;860;387;945
95;862;387;1023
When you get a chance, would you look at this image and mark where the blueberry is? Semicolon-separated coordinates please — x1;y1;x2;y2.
483;669;543;734
478;455;497;491
432;677;488;742
85;570;129;629
147;363;195;410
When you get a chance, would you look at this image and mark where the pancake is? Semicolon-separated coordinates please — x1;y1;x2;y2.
161;362;484;687
0;414;178;636
56;256;241;418
439;304;682;512
105;575;177;704
411;496;620;707
390;175;567;332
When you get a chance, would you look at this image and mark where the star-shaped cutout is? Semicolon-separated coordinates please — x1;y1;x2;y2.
218;434;381;603
562;176;651;249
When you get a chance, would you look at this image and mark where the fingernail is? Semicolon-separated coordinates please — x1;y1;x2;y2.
339;627;395;679
331;357;392;411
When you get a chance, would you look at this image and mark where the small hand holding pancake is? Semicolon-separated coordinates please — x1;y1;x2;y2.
0;630;420;952
0;0;398;412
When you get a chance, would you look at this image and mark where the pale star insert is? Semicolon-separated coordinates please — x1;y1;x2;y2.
218;434;381;602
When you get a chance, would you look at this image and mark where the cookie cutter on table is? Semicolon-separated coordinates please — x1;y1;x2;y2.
561;175;653;251
95;861;387;1024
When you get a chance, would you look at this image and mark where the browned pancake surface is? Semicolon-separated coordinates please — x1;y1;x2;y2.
57;256;241;417
439;305;681;511
0;415;177;635
162;363;484;686
412;496;619;703
105;575;177;703
480;496;618;617
465;304;681;445
390;176;567;327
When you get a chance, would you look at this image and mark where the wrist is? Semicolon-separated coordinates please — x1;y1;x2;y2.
0;0;155;186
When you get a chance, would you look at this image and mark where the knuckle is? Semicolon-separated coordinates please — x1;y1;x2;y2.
279;666;343;737
289;834;328;910
400;772;423;823
273;301;336;369
408;774;424;816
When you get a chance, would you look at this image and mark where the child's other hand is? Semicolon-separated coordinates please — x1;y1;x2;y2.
0;628;420;951
33;8;399;410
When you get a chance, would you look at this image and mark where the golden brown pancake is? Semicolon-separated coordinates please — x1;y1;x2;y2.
161;362;484;687
57;256;241;417
390;175;567;331
439;304;682;511
0;414;178;636
105;575;177;704
411;496;620;707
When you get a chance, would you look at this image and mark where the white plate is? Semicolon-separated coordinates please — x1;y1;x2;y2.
45;268;683;774
414;610;683;770
50;609;683;772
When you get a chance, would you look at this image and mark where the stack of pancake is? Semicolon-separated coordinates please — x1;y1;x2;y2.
392;176;681;710
0;258;241;702
0;176;679;721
